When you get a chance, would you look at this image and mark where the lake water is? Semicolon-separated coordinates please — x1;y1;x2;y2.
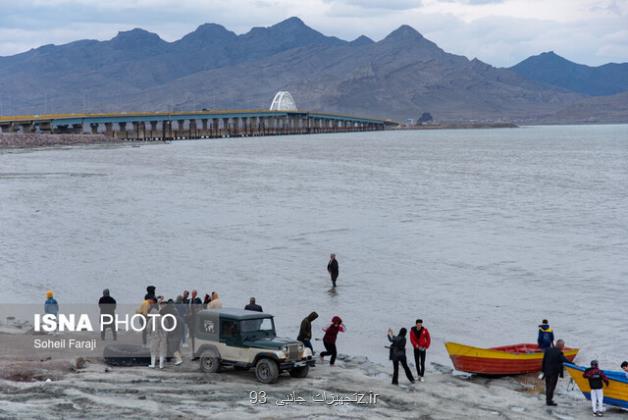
1;125;627;366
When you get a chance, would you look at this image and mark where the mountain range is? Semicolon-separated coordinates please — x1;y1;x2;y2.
0;17;626;123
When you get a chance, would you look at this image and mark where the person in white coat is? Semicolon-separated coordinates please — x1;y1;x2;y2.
208;292;223;309
147;300;167;369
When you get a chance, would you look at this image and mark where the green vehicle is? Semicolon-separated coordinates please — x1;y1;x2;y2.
193;308;315;384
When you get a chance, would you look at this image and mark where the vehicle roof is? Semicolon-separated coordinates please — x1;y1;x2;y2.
199;308;274;320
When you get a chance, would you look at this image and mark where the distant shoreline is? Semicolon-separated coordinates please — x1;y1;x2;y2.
397;122;518;130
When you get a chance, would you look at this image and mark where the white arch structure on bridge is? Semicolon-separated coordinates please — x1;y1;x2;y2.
269;91;298;111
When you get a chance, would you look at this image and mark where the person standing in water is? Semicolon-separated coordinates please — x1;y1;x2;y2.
537;319;554;350
388;327;415;385
327;254;339;288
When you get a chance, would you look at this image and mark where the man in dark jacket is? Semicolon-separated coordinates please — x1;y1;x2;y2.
244;297;263;312
327;254;339;288
537;319;554;350
297;312;319;353
98;289;117;341
541;339;570;406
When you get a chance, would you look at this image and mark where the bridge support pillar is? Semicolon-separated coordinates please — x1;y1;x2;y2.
118;122;127;139
189;119;197;139
201;119;208;138
104;123;113;137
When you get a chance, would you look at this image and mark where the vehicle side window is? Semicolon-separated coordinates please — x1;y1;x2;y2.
220;319;240;339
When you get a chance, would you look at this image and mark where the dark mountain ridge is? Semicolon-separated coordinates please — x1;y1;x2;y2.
0;17;626;122
510;51;628;96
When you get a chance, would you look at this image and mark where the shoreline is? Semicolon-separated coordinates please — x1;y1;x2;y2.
0;325;619;420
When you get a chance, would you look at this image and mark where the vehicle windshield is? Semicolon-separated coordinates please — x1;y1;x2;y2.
240;317;275;339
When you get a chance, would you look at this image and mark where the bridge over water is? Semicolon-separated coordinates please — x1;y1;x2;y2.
0;109;396;140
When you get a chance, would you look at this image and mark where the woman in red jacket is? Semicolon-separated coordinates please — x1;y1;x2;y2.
320;316;344;366
410;319;431;381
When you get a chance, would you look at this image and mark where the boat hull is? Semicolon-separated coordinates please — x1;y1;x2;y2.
445;342;578;375
564;363;628;409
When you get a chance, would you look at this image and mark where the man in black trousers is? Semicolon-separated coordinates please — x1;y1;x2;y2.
327;253;339;288
541;339;571;406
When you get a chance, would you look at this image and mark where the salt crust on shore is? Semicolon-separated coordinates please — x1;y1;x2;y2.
0;347;619;419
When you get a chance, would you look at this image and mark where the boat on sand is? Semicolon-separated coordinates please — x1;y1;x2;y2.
444;342;578;375
565;363;628;410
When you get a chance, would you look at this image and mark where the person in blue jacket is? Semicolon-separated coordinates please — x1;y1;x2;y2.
537;319;554;350
44;290;59;316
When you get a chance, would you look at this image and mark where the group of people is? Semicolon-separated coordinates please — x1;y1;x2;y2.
387;319;432;385
297;312;346;366
42;287;627;415
538;319;628;416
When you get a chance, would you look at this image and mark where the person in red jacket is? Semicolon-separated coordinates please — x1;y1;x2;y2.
410;319;431;381
320;316;344;366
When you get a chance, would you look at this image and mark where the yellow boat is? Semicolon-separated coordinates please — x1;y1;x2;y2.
565;363;628;409
444;342;578;375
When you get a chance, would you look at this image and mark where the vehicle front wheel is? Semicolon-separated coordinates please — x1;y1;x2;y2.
289;366;309;378
200;352;221;373
255;358;279;384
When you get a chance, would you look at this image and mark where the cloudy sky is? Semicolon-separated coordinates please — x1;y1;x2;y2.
0;0;626;66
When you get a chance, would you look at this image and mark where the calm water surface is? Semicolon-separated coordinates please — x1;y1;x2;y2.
1;125;627;365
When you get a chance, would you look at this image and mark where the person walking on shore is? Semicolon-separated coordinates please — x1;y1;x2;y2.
245;297;263;312
98;289;117;341
327;254;339;288
583;360;610;416
541;339;570;406
410;319;431;382
537;319;554;350
388;327;415;385
320;316;344;366
297;312;318;354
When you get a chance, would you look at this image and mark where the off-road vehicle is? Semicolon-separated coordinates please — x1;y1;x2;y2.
193;308;315;383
